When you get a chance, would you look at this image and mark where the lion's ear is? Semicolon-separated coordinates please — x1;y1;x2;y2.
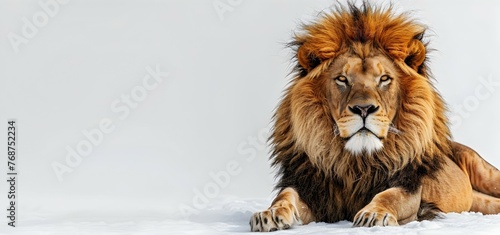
297;49;320;73
297;43;336;73
297;45;321;72
404;33;427;74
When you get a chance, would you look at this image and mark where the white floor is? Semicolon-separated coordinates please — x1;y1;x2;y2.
6;198;500;235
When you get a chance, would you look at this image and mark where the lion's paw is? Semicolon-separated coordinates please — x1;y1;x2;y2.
353;209;398;227
249;206;299;232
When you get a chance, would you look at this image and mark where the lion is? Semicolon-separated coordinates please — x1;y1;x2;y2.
249;1;500;232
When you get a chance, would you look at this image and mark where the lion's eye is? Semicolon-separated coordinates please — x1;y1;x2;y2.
379;75;392;86
335;76;348;86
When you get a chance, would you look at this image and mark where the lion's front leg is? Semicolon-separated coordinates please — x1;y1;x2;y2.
250;187;315;232
353;187;422;227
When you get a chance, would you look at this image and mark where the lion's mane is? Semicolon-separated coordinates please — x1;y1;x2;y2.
271;2;452;222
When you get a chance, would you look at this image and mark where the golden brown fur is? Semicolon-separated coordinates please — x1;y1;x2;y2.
249;1;500;232
284;3;449;180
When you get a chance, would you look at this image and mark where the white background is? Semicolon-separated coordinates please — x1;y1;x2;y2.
1;0;500;234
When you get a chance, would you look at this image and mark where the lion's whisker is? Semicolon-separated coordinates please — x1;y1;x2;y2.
333;125;340;137
388;125;401;135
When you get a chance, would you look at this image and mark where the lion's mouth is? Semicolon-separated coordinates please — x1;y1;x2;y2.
344;129;384;155
344;127;383;140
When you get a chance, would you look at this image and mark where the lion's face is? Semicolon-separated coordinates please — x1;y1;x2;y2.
272;3;452;179
324;51;400;155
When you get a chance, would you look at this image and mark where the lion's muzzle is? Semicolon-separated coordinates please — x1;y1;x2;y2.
338;103;388;155
348;105;379;119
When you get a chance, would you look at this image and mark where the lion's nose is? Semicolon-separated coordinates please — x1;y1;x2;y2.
349;105;379;118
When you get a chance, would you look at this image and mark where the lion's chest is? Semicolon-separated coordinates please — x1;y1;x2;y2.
293;168;393;222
